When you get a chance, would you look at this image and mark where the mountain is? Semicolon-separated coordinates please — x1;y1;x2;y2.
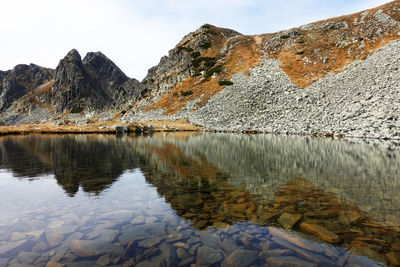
0;1;399;138
51;49;140;114
0;50;140;125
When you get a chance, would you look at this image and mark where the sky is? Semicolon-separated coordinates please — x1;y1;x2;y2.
0;0;393;81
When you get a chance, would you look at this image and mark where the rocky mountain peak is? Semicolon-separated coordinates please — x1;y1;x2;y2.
64;49;82;64
82;51;129;86
51;49;139;114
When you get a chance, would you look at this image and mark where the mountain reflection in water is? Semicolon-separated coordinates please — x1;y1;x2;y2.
0;133;399;266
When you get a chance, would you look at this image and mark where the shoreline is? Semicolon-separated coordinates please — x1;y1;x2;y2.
1;120;400;142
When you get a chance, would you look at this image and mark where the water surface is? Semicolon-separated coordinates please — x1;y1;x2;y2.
0;133;399;266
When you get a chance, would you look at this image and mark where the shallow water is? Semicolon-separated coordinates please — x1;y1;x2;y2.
0;133;399;266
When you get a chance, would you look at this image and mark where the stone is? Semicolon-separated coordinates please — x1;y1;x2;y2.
173;242;189;249
387;251;400;266
300;223;339;243
96;253;111;266
10;232;26;241
17;251;40;264
176;247;190;260
178;256;194;266
0;258;9;267
278;213;302;229
197;232;221;249
196;246;224;266
221;249;259;267
259;249;292;258
122;258;135;267
87;229;118;243
138;237;163;248
69;239;124;257
45;260;65;267
266;256;317;267
45;230;64;248
0;240;27;255
131;215;145;225
218;239;239;255
339;211;362;225
145;217;158;224
119;225;152;244
158;243;178;266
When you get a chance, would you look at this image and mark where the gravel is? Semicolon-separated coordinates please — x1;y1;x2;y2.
186;39;400;139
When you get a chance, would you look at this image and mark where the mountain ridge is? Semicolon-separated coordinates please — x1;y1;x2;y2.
0;0;400;139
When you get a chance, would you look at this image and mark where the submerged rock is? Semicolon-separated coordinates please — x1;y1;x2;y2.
69;239;124;257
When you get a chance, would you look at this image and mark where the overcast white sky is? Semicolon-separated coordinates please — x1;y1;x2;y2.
0;0;393;80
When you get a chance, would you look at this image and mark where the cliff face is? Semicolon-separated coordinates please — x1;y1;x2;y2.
0;50;140;124
0;64;54;112
51;49;140;114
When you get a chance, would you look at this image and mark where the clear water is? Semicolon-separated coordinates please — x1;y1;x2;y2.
0;133;399;266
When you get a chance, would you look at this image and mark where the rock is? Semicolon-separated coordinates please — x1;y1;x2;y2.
218;239;239;255
0;258;9;267
116;126;128;134
158;243;178;266
221;249;259;267
86;229;118;243
10;232;26;241
266;256;317;267
131;215;145;225
300;223;339;243
45;260;65;267
96;253;111;266
197;232;221;249
145;217;158;224
51;49;140;114
339;211;362;225
138;237;163;248
118;225;152;244
196;246;224;266
259;249;292;258
178;256;194;266
0;240;27;255
69;239;124;257
387;251;400;266
17;251;40;264
45;230;64;248
173;242;189;250
278;213;302;229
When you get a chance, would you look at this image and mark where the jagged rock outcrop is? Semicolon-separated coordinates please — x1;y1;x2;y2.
0;64;54;112
0;49;140;124
51;49;140;113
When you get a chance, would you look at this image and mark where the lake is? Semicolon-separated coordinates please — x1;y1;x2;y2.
0;133;399;266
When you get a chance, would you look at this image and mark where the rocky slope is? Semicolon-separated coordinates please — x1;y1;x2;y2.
121;0;400;139
0;50;140;125
1;1;400;138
